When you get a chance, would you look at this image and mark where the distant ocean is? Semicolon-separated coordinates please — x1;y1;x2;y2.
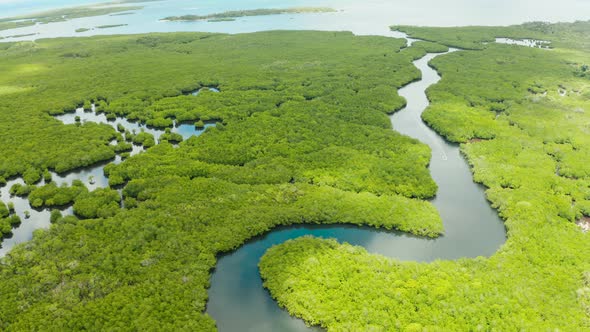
0;0;102;18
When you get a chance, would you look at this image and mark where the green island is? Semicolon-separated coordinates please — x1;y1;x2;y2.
0;1;149;31
162;7;336;22
0;31;447;330
4;33;37;39
96;24;128;29
75;28;91;33
260;21;590;330
208;18;236;23
0;21;36;32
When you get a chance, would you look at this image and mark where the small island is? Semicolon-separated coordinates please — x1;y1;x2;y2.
162;7;336;22
0;4;143;31
96;24;128;29
208;18;236;23
110;12;136;17
6;32;38;38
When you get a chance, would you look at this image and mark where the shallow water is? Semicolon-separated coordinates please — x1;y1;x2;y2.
495;37;551;49
0;178;52;257
0;106;213;256
55;106;215;143
2;0;590;42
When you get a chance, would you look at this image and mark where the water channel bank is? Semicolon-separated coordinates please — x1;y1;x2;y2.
206;48;506;331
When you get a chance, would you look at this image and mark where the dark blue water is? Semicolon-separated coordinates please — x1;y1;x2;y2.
2;0;590;42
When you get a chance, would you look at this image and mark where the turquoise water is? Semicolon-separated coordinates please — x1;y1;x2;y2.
55;106;215;142
2;0;590;42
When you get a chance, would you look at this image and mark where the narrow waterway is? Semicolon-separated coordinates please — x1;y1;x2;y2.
55;105;215;143
0;104;214;256
206;48;506;331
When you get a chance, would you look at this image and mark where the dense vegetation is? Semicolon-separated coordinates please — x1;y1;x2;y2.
260;21;590;330
207;18;236;23
0;31;445;330
393;20;590;51
0;201;20;238
28;180;87;208
163;7;336;22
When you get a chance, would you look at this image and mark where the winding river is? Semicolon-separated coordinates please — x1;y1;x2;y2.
205;45;506;331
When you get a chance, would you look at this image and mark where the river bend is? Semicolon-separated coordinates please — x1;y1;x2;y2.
0;34;507;332
206;48;506;331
